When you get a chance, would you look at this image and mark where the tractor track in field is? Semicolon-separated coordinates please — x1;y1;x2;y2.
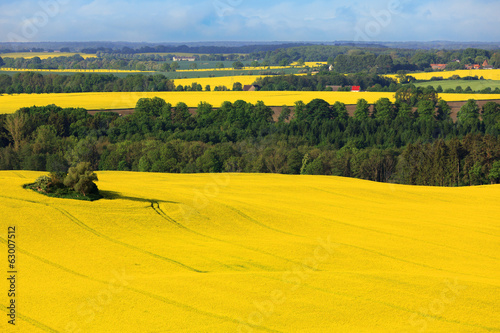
260;273;500;332
0;195;206;273
0;237;282;333
3;235;498;333
219;202;303;237
312;185;500;241
335;240;496;281
150;200;317;271
313;210;500;262
12;171;27;178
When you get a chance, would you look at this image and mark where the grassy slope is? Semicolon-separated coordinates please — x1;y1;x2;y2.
0;171;498;332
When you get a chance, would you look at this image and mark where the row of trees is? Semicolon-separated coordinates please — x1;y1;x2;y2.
255;72;397;91
3;46;499;73
0;72;175;94
1;96;499;186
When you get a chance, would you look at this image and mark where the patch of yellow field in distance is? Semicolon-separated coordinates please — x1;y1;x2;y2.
0;68;154;74
2;90;500;114
0;52;96;59
386;69;500;81
0;91;396;113
174;75;265;88
0;171;498;332
176;65;296;73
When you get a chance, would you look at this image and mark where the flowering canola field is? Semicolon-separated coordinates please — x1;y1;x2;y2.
2;91;500;114
386;69;500;81
0;52;97;60
0;68;154;74
0;171;499;332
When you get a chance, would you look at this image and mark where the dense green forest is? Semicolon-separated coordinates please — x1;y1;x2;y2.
0;72;175;94
1;93;499;186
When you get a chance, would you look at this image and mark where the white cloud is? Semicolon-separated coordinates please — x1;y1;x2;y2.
0;0;499;42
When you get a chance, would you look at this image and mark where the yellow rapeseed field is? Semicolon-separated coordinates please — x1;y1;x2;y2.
0;68;154;74
174;75;266;88
2;91;500;114
0;91;395;113
387;69;500;81
0;171;498;332
0;52;97;60
176;66;296;73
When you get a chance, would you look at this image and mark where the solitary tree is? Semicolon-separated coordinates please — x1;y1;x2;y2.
233;61;244;69
64;162;99;196
232;82;243;91
170;62;180;71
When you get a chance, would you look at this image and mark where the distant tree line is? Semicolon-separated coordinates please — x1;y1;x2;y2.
2;45;500;73
0;72;174;94
1;94;499;186
255;72;397;91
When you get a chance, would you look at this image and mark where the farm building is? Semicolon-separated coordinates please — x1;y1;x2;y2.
243;85;261;91
483;60;494;69
351;86;361;92
431;64;447;70
173;56;196;61
465;64;481;70
326;85;341;91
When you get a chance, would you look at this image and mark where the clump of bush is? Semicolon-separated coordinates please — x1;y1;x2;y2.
25;162;101;201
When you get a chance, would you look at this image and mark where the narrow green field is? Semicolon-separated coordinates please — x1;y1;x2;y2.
415;79;500;91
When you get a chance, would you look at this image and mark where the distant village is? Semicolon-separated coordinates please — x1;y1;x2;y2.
431;60;494;71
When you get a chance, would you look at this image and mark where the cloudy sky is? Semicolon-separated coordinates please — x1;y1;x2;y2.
1;0;499;43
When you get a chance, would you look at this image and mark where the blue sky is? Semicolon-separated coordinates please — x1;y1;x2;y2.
1;0;499;43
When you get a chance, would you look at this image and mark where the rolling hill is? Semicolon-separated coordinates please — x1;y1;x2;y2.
0;171;499;332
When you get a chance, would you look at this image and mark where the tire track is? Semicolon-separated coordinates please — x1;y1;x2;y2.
151;201;189;230
0;195;206;273
293;198;500;261
150;200;317;271
220;202;303;237
336;241;495;280
321;214;500;261
314;186;500;240
1;238;282;333
0;305;59;332
260;273;500;332
11;171;26;178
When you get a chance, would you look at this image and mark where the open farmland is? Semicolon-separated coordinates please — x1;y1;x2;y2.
1;91;393;113
2;91;500;114
0;68;155;74
0;52;96;59
387;69;500;81
0;171;498;332
414;79;500;91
